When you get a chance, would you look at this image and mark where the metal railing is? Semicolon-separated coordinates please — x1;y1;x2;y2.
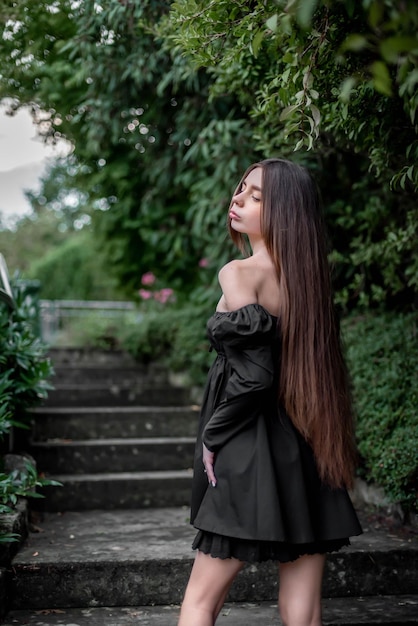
39;299;138;343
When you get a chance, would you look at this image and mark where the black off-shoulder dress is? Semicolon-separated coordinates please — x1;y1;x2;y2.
190;303;362;563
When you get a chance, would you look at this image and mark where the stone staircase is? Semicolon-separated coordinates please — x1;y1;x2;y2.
4;348;418;625
28;348;197;512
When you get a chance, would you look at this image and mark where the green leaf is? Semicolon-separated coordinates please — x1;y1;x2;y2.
279;104;299;121
339;76;357;102
296;0;319;30
294;138;304;152
265;14;278;32
23;491;43;499
341;34;369;52
282;52;295;64
0;533;20;544
310;104;321;127
251;29;264;58
368;0;384;29
370;60;393;96
405;165;414;181
380;37;418;63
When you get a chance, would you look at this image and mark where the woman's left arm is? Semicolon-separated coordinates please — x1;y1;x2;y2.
202;343;274;486
203;344;274;450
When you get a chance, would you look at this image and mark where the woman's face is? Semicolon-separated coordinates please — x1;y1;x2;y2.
229;167;263;239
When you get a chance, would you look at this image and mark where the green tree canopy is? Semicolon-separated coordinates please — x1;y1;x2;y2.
160;0;418;309
0;0;253;301
0;0;416;309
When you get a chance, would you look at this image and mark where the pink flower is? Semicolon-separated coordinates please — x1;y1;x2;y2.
138;288;152;300
154;288;175;304
198;258;209;268
141;272;156;286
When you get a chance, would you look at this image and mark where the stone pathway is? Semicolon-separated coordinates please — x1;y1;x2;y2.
5;349;418;625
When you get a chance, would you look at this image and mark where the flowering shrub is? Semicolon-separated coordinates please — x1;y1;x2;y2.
138;272;175;306
138;289;153;300
141;272;156;286
154;288;175;304
118;301;213;380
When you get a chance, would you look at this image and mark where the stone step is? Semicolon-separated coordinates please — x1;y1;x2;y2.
30;437;195;474
46;348;189;397
10;508;418;610
45;384;191;407
29;406;199;440
48;347;140;367
50;365;159;386
35;471;193;511
4;597;418;626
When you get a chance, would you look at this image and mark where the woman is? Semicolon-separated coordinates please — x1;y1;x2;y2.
178;158;362;626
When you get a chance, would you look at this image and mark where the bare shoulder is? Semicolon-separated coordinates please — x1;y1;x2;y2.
218;256;281;316
217;260;258;312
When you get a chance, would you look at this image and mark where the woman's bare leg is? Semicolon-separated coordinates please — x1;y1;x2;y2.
178;550;245;626
278;553;326;626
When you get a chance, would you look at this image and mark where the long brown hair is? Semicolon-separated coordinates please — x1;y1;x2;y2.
229;158;356;489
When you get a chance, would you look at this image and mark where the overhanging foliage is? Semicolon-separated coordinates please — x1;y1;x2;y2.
0;0;416;309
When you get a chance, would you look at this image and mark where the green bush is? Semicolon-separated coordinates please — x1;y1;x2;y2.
343;311;418;511
0;460;60;516
0;280;54;427
0;278;57;542
118;303;214;385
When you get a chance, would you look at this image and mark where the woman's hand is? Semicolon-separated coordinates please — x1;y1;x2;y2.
202;443;217;487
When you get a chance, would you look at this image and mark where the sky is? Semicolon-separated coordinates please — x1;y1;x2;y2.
0;104;69;226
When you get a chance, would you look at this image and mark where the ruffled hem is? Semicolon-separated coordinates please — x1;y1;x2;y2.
192;530;350;564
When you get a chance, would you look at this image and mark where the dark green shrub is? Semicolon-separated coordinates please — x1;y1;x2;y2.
0;374;13;439
0;280;54;428
118;309;177;365
0;278;58;542
0;460;59;516
343;311;418;511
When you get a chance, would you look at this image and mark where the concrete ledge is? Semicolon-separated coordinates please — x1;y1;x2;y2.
0;499;28;567
0;568;7;621
0;499;29;619
3;596;418;625
10;508;418;609
351;478;418;530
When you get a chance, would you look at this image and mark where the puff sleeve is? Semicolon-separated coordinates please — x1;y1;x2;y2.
202;305;277;452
